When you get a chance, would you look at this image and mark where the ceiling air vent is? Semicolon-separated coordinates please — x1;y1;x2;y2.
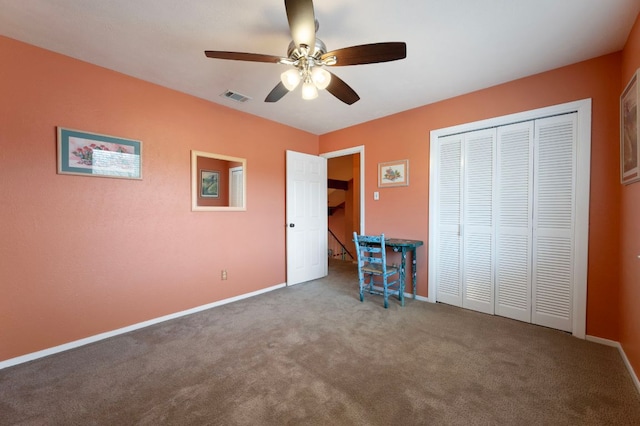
220;90;252;103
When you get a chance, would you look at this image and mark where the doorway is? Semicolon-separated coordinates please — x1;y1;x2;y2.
322;146;365;268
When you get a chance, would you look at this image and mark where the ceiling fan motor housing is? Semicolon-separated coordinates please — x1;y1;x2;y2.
287;38;327;61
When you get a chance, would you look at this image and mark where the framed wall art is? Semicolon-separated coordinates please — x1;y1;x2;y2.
200;170;220;198
621;69;640;185
57;127;142;179
378;159;409;187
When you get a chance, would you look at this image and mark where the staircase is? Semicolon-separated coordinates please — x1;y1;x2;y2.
328;228;354;261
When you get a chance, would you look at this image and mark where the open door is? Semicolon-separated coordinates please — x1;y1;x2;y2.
286;150;328;285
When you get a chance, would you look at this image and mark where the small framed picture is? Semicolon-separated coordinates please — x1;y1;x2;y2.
621;69;640;185
200;170;220;198
378;159;409;187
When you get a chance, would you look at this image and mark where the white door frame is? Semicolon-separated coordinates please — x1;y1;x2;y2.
428;99;592;338
321;145;366;235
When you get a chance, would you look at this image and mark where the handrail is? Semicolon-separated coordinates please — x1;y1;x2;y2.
328;228;355;260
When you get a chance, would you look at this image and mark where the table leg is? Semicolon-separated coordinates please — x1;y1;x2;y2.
400;248;407;306
411;248;417;299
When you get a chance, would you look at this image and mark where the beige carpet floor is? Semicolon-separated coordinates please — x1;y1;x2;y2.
1;259;639;425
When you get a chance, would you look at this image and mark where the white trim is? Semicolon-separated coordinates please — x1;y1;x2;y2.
427;140;438;303
321;145;365;234
586;335;640;395
429;98;592;337
404;292;430;303
572;100;592;339
429;100;591;137
0;283;286;370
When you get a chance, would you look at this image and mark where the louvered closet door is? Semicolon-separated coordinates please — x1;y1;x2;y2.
532;113;577;332
462;129;496;314
495;122;534;322
435;134;463;307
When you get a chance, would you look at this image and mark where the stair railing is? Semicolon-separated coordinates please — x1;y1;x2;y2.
328;228;355;261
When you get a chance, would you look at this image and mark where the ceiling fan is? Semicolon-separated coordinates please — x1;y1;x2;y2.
204;0;407;105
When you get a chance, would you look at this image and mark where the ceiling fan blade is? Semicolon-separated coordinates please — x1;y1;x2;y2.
265;81;290;103
326;72;360;105
204;51;282;63
285;0;316;49
321;42;407;66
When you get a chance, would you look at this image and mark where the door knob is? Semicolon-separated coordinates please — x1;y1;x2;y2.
289;223;295;227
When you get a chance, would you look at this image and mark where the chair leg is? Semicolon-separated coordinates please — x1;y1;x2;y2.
366;274;374;294
383;276;389;309
358;275;364;302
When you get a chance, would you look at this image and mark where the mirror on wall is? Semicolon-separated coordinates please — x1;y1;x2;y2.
191;150;246;211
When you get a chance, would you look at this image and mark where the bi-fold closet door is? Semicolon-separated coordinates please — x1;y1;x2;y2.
434;113;577;332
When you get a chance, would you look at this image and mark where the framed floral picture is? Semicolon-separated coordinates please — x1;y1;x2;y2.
621;69;640;185
378;159;409;187
57;127;142;179
200;170;220;198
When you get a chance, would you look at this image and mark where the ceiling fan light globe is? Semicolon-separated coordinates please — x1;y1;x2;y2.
311;67;331;90
302;81;318;100
281;69;301;91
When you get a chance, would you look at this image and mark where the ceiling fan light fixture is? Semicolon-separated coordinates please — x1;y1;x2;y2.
301;80;318;100
311;67;331;90
205;0;406;105
281;69;301;91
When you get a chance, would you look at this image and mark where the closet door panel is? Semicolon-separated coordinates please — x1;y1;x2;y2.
495;122;534;322
532;114;577;332
436;135;463;306
462;129;495;314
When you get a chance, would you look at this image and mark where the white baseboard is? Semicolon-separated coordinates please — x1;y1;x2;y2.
0;283;286;370
402;291;430;303
586;335;640;395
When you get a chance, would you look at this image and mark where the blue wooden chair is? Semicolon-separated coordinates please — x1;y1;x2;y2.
353;232;403;308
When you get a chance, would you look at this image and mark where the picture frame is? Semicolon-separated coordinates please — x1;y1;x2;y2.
378;159;409;187
621;69;640;185
57;127;142;179
200;170;220;198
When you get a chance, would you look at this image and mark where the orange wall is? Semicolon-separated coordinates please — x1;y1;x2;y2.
620;13;640;382
320;53;623;341
0;36;318;362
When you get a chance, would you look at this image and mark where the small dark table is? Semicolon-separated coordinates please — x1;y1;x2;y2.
385;238;424;302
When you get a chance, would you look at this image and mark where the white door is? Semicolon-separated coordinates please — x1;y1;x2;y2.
286;150;328;286
531;113;577;332
229;166;243;208
462;129;496;314
429;100;590;336
495;121;534;322
435;134;463;306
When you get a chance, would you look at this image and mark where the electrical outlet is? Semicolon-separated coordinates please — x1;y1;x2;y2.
221;270;228;280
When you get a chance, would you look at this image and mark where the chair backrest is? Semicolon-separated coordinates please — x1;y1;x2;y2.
353;232;388;268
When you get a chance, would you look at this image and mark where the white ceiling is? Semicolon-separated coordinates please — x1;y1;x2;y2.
1;0;639;135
